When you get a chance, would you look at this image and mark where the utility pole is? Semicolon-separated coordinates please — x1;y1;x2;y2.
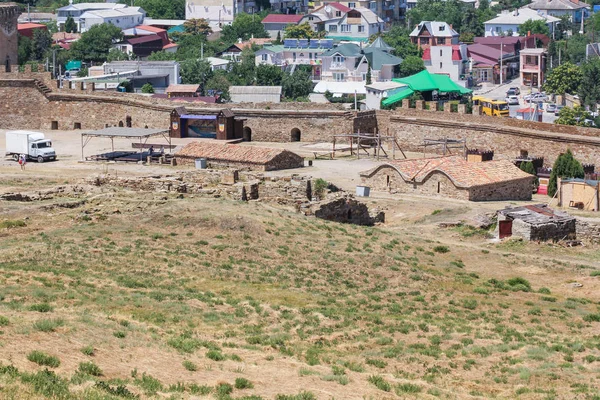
52;48;56;79
499;41;503;86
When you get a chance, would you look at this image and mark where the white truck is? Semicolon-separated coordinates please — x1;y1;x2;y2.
5;131;57;163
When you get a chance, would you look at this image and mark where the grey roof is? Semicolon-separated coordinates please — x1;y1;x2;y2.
82;127;168;138
321;43;361;57
354;7;383;24
367;37;394;53
363;47;403;69
498;204;574;225
410;21;459;38
229;86;282;95
527;0;589;10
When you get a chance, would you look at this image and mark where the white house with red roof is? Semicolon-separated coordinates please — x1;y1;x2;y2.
422;44;467;81
261;14;304;39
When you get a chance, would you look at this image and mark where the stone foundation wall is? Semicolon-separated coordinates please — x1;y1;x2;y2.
576;220;600;243
469;178;533;201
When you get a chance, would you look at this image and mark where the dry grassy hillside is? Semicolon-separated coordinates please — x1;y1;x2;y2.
1;182;600;399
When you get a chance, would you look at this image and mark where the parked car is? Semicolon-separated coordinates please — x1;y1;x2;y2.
524;92;548;102
509;87;520;95
555;105;564;116
505;95;520;105
546;104;557;113
506;89;518;96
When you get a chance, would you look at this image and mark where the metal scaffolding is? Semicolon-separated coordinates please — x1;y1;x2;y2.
333;129;406;160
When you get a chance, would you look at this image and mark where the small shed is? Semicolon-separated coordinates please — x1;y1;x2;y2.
229;86;282;103
169;107;244;139
175;142;304;171
496;204;576;241
166;84;200;98
558;178;600;211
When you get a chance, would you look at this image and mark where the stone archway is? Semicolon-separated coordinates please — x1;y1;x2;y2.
291;128;301;142
243;126;252;142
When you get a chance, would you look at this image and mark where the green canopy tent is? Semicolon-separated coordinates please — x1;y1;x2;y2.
382;70;471;107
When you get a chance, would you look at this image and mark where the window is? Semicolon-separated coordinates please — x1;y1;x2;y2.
261;54;268;61
309;52;313;59
439;25;445;31
348;2;356;7
495;26;501;33
439;62;442;68
308;16;314;20
362;73;367;80
420;37;429;45
370;2;377;10
341;24;351;32
329;25;337;32
440;49;443;56
358;25;364;32
333;55;345;63
333;72;345;81
335;10;341;16
437;37;444;45
293;52;297;61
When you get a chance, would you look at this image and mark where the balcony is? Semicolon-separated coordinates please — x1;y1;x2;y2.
330;62;346;70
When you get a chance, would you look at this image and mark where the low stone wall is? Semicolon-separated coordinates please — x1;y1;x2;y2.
576;220;600;243
469;179;533;202
313;197;384;226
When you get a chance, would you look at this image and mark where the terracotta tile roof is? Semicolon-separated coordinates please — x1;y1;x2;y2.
134;25;166;33
262;14;304;24
176;142;300;165
362;156;532;188
18;23;47;30
166;84;200;93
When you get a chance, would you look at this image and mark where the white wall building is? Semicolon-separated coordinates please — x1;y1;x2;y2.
365;81;407;110
423;44;467;81
57;2;134;31
78;7;146;33
483;8;559;37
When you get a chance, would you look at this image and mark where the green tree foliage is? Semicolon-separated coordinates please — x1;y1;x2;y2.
381;26;419;59
517;19;550;36
284;22;319;39
228;49;256;86
398;55;425;78
579;58;600;110
407;0;490;34
555;105;593;126
542;62;582;95
548;149;584;197
275;31;282;45
31;28;52;61
123;0;186;19
182;18;212;36
461;7;483;37
147;51;176;61
106;48;130;62
366;65;372;85
282;68;313;100
221;12;269;43
70;24;123;63
18;35;32;64
520;161;539;189
43;21;58;34
64;16;77;34
180;59;213;94
206;72;231;101
141;83;155;93
564;34;589;64
256;64;283;86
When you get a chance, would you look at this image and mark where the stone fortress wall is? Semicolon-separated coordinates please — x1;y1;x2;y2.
1;68;600;165
0;3;19;69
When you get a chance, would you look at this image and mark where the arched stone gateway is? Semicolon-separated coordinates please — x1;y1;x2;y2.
291;128;301;142
243;126;252;142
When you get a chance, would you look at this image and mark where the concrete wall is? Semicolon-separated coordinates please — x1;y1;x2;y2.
0;4;19;67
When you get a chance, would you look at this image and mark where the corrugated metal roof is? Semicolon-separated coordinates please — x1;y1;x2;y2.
229;86;282;95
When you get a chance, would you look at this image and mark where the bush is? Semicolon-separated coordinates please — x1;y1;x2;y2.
33;318;64;332
275;391;317;400
29;303;54;313
81;346;94;356
20;369;70;398
216;382;233;396
27;351;60;368
0;220;26;229
433;245;450;253
78;361;102;376
583;313;600;322
396;383;422;394
206;350;225;361
182;360;197;371
313;178;328;199
235;377;254;389
368;375;391;392
0;316;9;326
507;277;532;292
141;83;155;94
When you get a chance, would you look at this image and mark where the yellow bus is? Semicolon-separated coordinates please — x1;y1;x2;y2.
472;96;510;117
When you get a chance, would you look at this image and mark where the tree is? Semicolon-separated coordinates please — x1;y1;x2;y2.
518;19;550;36
275;31;282;45
542;62;582;96
555;105;593;126
256;64;283;86
459;32;475;43
282;68;313;100
124;0;186;20
564;34;589;64
64;16;77;33
141;83;155;93
180;59;213;94
520;161;539;190
579;58;600;110
31;28;52;61
221;12;269;43
408;0;465;33
366;65;372;85
461;7;483;37
43;21;58;34
397;55;425;78
205;72;231;102
18;35;32;64
284;22;316;39
106;48;130;62
70;24;123;63
548;149;584;197
381;26;419;58
147;51;177;61
183;18;212;36
228;48;256;86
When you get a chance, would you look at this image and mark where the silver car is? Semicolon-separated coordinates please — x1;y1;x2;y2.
505;95;520;105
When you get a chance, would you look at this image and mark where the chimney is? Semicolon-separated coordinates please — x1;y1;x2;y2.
572;0;579;4
527;30;531;36
449;24;453;30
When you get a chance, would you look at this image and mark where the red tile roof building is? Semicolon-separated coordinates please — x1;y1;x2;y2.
360;156;533;201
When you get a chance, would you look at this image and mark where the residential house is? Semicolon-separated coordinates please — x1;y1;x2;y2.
115;35;166;59
185;0;257;29
496;205;576;241
219;38;272;60
483;7;559;37
18;12;56;24
526;0;590;23
98;61;181;93
255;39;334;80
166;84;200;98
270;0;309;14
410;21;459;50
206;57;230;71
309;0;407;23
365;81;407;110
520;47;546;88
261;14;304;39
76;7;146;33
308;6;383;41
17;23;47;39
121;25;178;54
360;156;534;201
301;2;351;32
57;2;130;31
467;42;516;84
423;44;467;81
318;41;402;83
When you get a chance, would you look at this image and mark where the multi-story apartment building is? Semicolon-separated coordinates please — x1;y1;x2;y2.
300;4;384;41
309;0;406;23
409;21;459;50
186;0;258;28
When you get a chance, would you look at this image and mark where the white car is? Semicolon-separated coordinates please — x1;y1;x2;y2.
505;95;520;105
524;92;548;102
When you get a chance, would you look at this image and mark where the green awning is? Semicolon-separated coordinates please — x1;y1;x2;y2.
392;70;471;95
381;87;415;106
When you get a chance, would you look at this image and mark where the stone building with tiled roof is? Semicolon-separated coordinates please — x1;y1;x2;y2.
360;156;533;201
175;142;304;171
